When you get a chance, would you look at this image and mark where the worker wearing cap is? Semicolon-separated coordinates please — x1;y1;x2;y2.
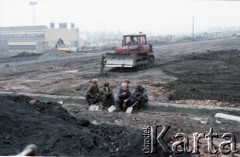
86;79;100;105
117;83;132;111
132;85;148;110
100;82;114;107
125;79;130;88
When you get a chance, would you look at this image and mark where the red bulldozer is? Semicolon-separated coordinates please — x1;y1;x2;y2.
101;33;155;72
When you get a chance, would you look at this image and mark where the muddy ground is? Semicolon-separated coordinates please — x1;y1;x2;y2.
1;37;240;106
1;37;240;156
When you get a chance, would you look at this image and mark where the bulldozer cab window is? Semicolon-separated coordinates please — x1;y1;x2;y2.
140;36;146;45
125;36;138;46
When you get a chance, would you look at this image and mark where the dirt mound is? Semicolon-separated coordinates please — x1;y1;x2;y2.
10;52;42;58
0;95;144;156
39;49;70;59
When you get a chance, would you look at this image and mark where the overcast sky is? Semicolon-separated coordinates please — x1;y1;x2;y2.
0;0;240;35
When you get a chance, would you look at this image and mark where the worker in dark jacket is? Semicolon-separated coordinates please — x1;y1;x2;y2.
100;82;114;107
86;79;100;105
132;85;148;109
117;83;132;111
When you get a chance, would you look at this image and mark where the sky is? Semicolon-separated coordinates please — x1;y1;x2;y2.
0;0;240;35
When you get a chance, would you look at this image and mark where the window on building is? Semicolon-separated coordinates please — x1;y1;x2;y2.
9;45;36;50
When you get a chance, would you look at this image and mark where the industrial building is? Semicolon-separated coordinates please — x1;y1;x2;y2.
0;23;80;53
46;22;79;49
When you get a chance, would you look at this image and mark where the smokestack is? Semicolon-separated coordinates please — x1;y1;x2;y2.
71;23;75;29
50;22;55;28
59;22;63;28
59;22;68;29
63;22;67;29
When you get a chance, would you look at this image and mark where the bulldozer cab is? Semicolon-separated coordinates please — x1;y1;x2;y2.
123;34;147;46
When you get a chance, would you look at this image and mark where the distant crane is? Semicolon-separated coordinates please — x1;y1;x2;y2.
29;0;37;25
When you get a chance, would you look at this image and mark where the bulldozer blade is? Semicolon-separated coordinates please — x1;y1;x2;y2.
108;105;116;112
104;53;135;68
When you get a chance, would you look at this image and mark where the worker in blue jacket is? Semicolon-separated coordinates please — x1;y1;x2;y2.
117;83;132;111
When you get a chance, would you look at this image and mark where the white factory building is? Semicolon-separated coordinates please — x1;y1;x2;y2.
0;23;80;53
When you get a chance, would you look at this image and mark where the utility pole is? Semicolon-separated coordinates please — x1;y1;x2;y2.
29;0;37;25
192;16;195;39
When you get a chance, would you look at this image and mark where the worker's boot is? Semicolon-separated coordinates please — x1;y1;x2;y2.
115;105;121;112
87;99;93;105
122;102;127;111
136;104;140;110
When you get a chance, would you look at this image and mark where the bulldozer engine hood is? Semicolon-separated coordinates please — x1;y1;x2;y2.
114;45;138;53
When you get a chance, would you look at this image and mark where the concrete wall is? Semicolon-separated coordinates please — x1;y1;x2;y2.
36;41;48;52
0;40;8;52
